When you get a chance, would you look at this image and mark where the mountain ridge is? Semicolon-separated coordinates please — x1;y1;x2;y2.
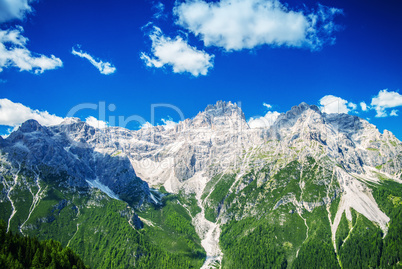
1;100;402;268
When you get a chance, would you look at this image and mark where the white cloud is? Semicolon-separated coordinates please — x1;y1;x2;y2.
0;0;32;23
319;95;356;114
139;117;179;130
0;98;64;127
374;110;387;118
161;118;177;129
248;111;280;129
174;0;342;51
72;47;116;75
263;102;272;109
371;89;402;118
85;116;108;129
0;27;63;74
153;2;166;19
360;101;368;111
347;102;357;110
140;122;153;129
140;26;214;76
390;110;398;117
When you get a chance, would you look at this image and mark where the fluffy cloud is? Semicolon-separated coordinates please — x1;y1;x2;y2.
0;1;63;74
174;0;342;51
0;0;32;23
263;103;272;109
319;95;356;114
161;118;178;129
371;89;402;117
140;26;214;76
139;117;179;130
348;102;357;110
140;122;154;129
390;110;398;117
0;99;112;136
72;47;116;75
0;27;63;74
360;101;368;111
248;111;280;129
0;98;64;127
85;116;108;129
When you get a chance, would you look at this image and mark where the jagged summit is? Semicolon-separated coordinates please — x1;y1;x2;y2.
204;100;238;112
19;119;47;133
270;102;320;132
1;100;402;269
191;100;247;129
1;119;151;207
280;102;321;120
203;100;244;118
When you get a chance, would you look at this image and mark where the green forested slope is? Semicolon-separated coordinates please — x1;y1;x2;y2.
0;220;89;269
2;154;402;268
0;166;206;269
202;155;402;269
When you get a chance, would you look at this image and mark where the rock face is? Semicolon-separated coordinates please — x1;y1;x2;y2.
53;101;400;190
0;119;150;207
2;100;401;206
1;100;402;268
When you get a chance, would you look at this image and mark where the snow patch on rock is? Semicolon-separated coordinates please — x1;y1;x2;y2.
331;168;390;246
86;178;120;200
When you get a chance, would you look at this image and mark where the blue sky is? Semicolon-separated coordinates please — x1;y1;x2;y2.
1;0;402;138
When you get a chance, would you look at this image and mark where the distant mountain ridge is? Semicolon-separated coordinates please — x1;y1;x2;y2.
1;100;402;268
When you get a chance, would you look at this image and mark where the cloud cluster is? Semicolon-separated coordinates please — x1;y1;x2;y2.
0;1;63;74
72;47;116;75
161;117;178;129
248;110;280;129
0;0;32;23
0;98;64;127
140;122;154;129
139;117;179;130
85;116;108;129
371;89;402;117
318;89;402;119
141;26;214;76
319;95;356;114
0;99;113;137
174;0;342;51
360;101;368;111
0;27;63;74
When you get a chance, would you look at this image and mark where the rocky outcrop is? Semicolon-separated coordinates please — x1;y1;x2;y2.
2;100;402;205
0;119;151;207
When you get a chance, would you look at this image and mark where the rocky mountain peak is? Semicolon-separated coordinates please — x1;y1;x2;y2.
19;119;47;133
288;102;320;116
271;102;321;132
204;100;245;119
205;100;235;111
191;101;247;128
5;120;53;145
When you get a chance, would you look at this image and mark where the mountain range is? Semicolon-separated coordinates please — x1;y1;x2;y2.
1;101;401;268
